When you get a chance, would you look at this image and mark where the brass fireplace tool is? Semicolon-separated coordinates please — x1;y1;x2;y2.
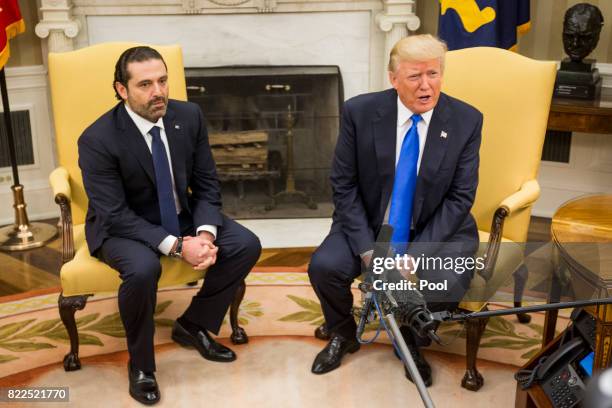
266;84;317;210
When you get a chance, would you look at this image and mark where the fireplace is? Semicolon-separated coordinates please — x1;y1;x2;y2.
186;66;342;218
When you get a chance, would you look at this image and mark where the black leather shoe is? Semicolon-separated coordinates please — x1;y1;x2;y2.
128;361;160;405
314;324;330;340
401;346;432;387
311;334;360;374
172;320;236;362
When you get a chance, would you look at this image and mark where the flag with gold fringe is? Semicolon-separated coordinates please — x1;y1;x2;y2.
438;0;530;51
0;0;25;69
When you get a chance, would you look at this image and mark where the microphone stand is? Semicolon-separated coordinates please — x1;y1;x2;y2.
355;226;612;408
357;292;612;408
357;280;436;408
432;297;612;322
387;310;436;408
356;225;436;408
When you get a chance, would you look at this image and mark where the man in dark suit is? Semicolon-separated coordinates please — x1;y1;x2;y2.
78;46;261;405
308;35;482;386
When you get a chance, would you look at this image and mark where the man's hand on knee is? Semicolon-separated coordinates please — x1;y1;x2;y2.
182;236;218;269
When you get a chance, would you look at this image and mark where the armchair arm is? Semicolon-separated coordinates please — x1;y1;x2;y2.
50;167;72;201
49;167;75;263
499;179;540;216
479;180;540;281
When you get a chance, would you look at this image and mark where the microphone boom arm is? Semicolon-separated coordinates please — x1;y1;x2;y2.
433;297;612;322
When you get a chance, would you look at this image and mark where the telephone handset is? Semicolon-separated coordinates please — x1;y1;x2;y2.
536;337;585;381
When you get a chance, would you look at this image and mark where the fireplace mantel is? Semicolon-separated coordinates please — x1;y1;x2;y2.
39;0;419;17
36;0;419;93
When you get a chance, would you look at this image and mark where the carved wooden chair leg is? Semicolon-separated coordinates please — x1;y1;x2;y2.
229;280;248;344
513;263;532;324
58;293;90;372
462;311;490;391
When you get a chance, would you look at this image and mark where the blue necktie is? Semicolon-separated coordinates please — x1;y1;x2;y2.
389;114;421;252
149;126;180;237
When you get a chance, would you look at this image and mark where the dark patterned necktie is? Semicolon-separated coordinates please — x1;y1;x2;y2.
149;126;180;236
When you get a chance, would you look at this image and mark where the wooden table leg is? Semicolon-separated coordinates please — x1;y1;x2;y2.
515;383;537;408
542;268;562;347
542;309;558;348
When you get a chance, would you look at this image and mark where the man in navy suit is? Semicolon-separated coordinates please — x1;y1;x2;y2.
308;35;482;386
78;46;261;405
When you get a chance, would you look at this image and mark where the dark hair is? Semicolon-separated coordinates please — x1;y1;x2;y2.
113;46;168;100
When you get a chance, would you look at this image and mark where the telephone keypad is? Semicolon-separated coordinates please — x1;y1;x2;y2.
545;367;584;408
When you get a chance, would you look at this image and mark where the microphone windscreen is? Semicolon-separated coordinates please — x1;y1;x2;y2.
378;266;426;308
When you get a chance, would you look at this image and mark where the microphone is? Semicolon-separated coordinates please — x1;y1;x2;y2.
358;224;440;344
356;225;393;338
378;265;441;344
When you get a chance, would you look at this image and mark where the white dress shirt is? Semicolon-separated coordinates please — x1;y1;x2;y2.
124;104;217;255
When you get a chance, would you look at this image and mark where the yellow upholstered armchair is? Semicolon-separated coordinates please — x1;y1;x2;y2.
48;43;247;372
445;47;556;390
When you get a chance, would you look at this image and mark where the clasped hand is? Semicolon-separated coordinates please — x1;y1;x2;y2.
182;235;218;270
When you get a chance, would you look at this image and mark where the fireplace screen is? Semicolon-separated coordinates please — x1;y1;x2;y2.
186;66;342;219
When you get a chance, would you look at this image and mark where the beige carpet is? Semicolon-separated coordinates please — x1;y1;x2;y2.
5;336;518;408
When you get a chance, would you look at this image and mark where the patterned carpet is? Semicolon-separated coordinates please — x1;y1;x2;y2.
0;268;567;378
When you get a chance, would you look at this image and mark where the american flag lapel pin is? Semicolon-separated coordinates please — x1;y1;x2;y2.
440;131;447;139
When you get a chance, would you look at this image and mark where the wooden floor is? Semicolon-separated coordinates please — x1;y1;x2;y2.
0;216;552;298
0;219;62;296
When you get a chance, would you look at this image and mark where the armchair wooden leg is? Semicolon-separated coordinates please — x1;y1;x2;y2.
229;280;248;345
58;293;89;372
462;311;489;391
513;264;532;324
514;302;532;324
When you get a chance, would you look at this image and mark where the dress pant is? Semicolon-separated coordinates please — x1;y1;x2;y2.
308;230;475;343
98;213;261;373
308;232;362;339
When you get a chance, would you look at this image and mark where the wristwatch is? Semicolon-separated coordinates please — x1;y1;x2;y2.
169;236;183;258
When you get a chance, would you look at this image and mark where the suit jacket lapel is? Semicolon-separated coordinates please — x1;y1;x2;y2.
116;104;157;185
163;107;188;210
373;89;398;221
413;93;452;224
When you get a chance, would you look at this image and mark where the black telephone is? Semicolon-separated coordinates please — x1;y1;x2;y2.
539;336;591;408
515;309;597;408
